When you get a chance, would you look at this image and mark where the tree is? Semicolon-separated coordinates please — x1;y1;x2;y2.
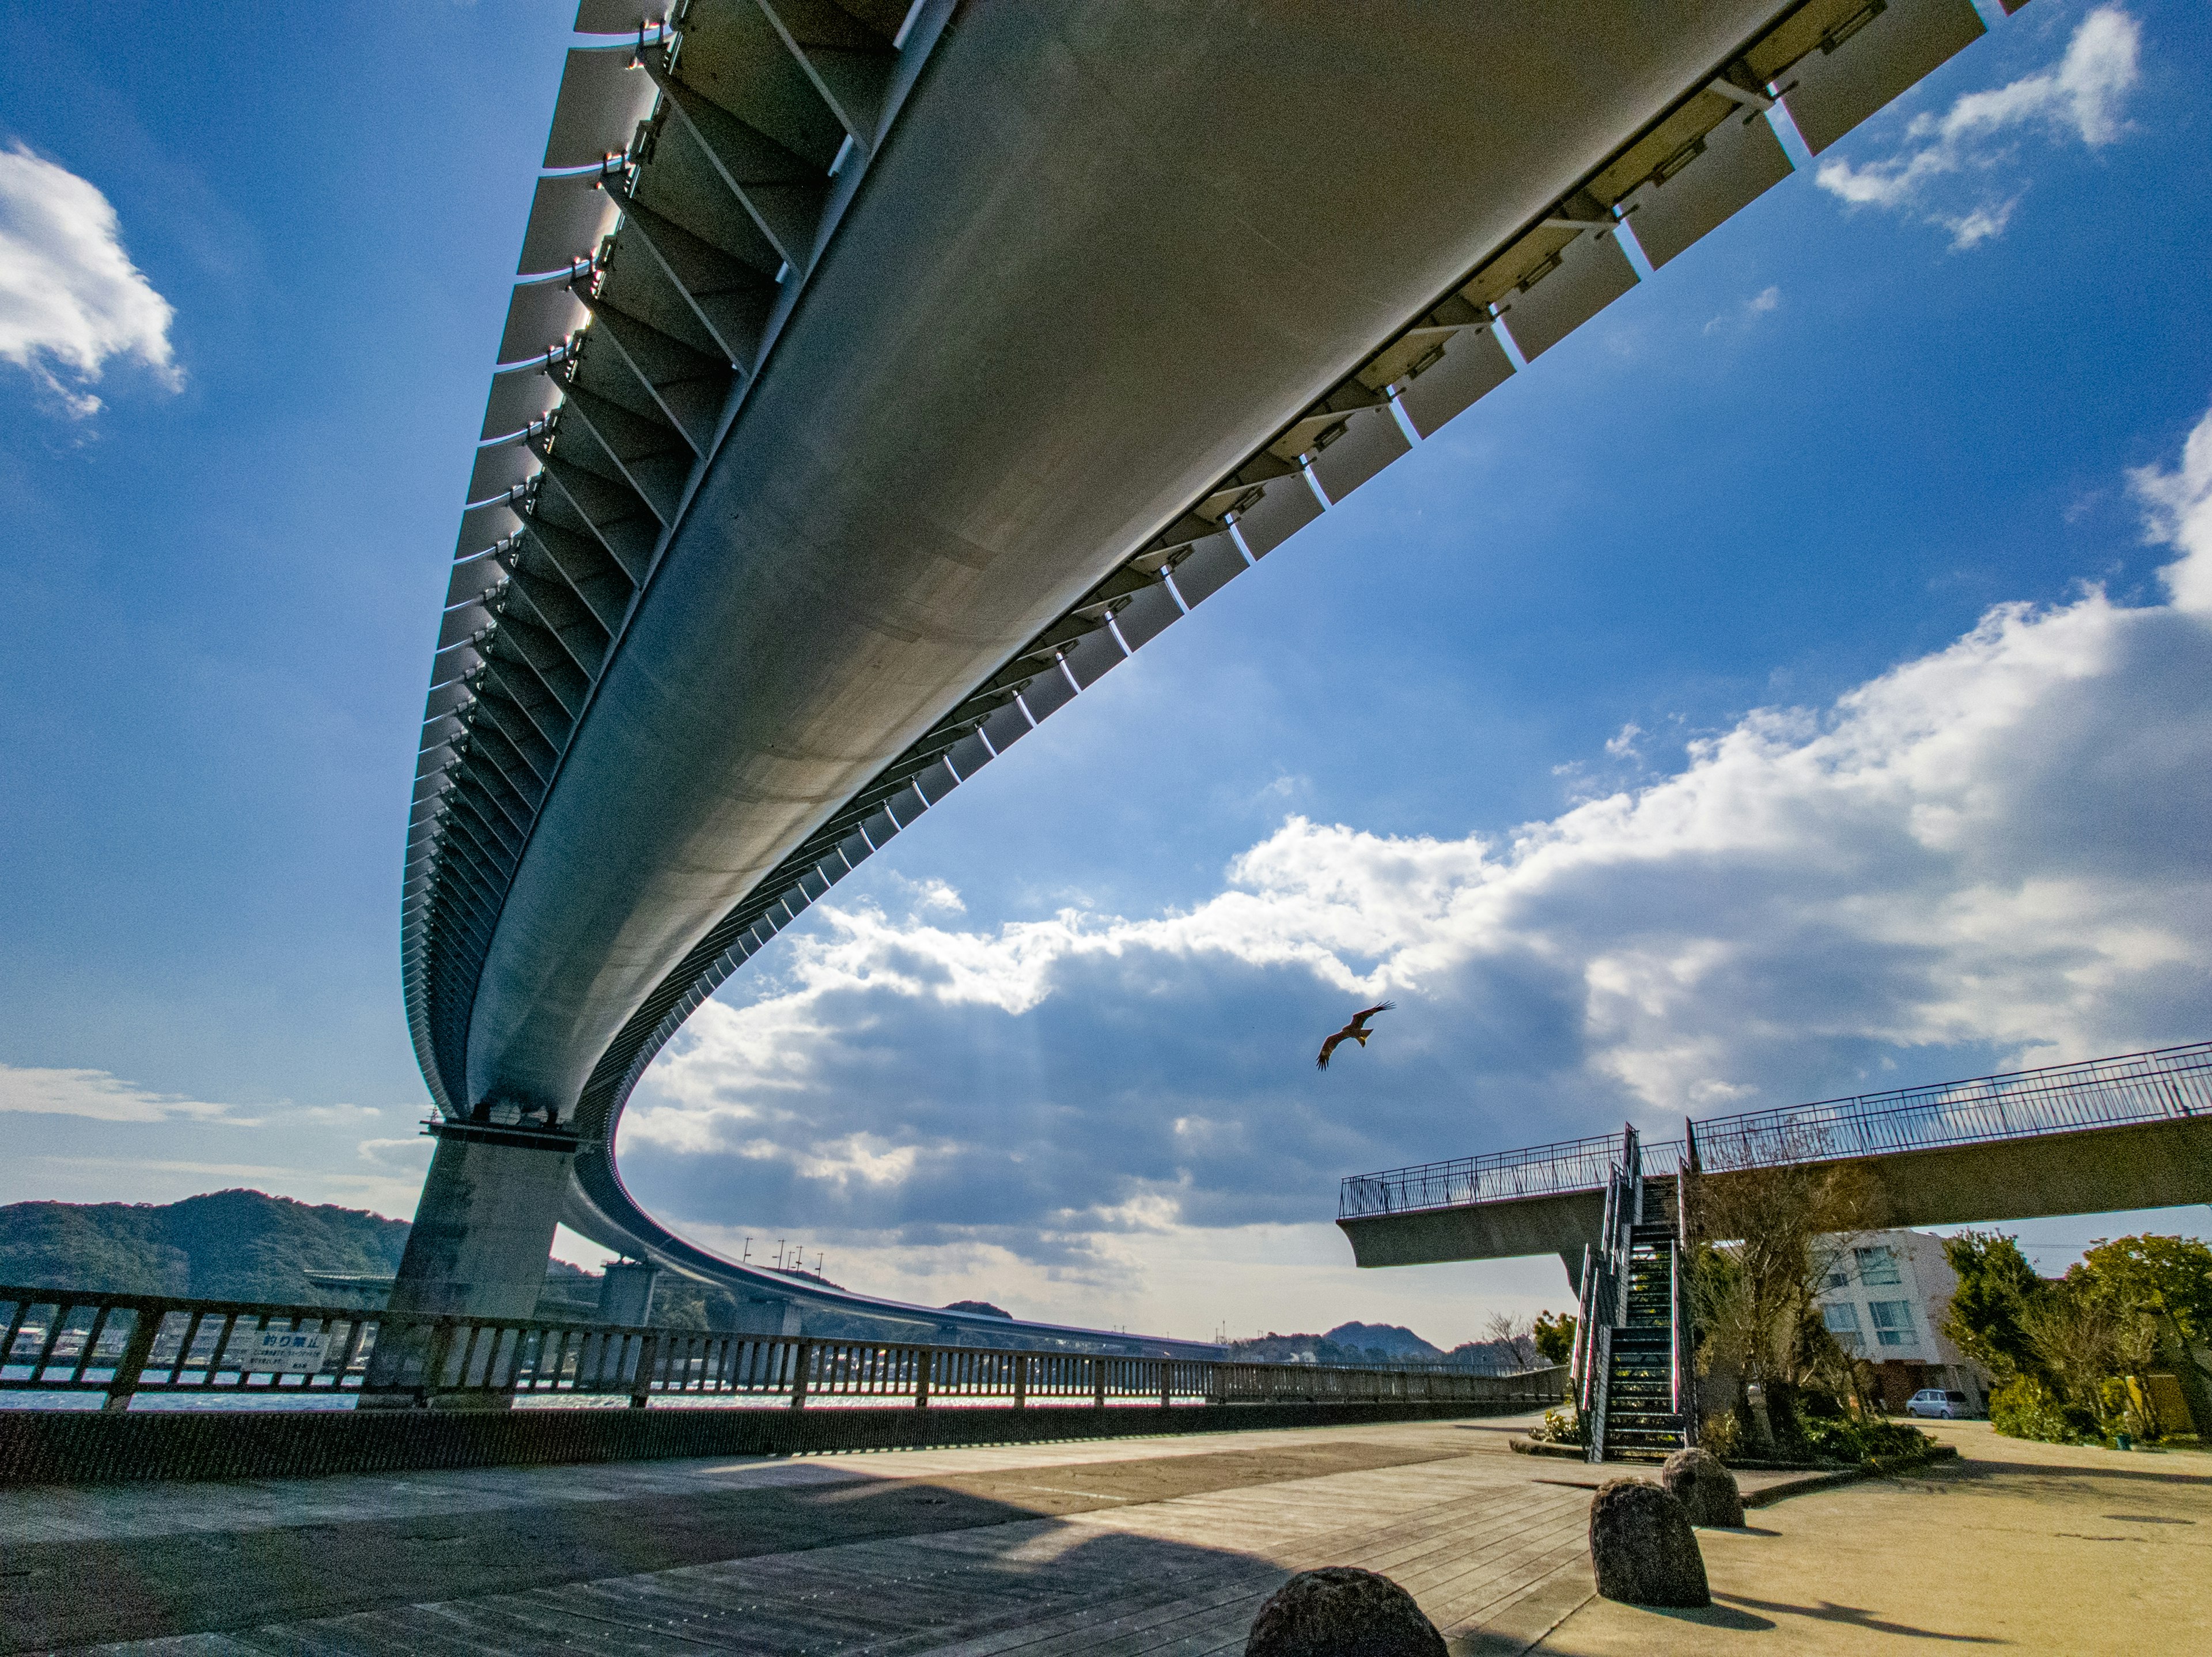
1532;1310;1577;1366
1690;1152;1877;1454
1940;1232;2051;1384
2076;1235;2212;1342
2076;1235;2212;1439
1947;1231;2212;1444
1482;1310;1538;1371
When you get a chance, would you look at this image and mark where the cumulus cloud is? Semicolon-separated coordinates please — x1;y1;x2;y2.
2132;402;2212;617
0;1063;246;1124
1815;6;2139;248
619;399;2212;1274
0;142;180;417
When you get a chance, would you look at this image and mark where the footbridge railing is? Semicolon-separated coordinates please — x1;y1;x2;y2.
1342;1042;2211;1220
0;1285;1565;1414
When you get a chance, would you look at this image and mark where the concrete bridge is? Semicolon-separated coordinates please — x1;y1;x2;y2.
398;0;2011;1341
1338;1044;2212;1288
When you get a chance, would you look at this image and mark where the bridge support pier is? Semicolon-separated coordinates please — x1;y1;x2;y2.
596;1260;661;1326
384;1121;578;1320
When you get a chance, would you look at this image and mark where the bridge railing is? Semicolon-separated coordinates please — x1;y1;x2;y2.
0;1284;1566;1414
1691;1042;2210;1172
1341;1042;2210;1219
1339;1133;1684;1220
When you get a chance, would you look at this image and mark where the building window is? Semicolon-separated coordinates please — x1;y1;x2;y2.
1869;1299;1915;1346
1823;1269;1849;1291
1822;1302;1863;1351
1855;1246;1902;1287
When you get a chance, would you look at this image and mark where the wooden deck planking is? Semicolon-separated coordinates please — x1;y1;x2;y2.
66;1418;1622;1656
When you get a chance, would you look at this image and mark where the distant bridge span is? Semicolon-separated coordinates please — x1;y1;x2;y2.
396;0;2008;1340
1338;1045;2212;1288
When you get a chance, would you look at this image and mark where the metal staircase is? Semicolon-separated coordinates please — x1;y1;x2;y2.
1571;1125;1699;1463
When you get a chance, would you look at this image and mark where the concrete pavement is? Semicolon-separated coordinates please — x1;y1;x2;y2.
1520;1421;2210;1655
3;1411;2202;1652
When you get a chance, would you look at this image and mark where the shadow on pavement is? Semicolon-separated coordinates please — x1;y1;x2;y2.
0;1433;1473;1652
1717;1592;2006;1643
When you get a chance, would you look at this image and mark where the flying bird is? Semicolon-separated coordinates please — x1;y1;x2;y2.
1317;1002;1395;1069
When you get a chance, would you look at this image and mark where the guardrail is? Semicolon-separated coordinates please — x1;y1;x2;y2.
0;1285;1564;1414
1340;1133;1685;1220
1342;1041;2210;1220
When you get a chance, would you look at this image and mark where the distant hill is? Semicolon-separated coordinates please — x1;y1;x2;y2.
0;1190;1020;1338
0;1190;408;1303
1224;1321;1524;1371
1323;1322;1442;1359
944;1300;1012;1319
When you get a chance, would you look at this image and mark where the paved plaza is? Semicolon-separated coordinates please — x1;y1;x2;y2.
1528;1421;2210;1656
0;1412;2204;1654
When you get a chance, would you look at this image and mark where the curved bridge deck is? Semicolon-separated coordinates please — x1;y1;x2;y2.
396;0;2025;1342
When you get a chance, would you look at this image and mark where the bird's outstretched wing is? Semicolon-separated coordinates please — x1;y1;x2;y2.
1347;1001;1396;1034
1317;1031;1346;1069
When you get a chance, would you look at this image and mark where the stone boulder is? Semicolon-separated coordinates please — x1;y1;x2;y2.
1661;1446;1745;1528
1245;1566;1446;1657
1588;1478;1710;1607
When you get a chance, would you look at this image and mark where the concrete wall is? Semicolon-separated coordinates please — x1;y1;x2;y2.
0;1392;1563;1489
1339;1190;1608;1273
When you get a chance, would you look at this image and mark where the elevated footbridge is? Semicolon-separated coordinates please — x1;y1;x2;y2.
1338;1043;2212;1287
397;0;2017;1338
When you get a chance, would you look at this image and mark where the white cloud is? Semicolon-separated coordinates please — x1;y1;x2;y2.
1815;6;2139;248
0;1063;246;1123
292;1102;384;1125
2131;402;2212;618
620;399;2212;1287
1704;285;1780;336
0;142;181;417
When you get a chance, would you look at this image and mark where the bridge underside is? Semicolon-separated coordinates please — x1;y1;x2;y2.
1339;1117;2212;1287
397;0;2011;1338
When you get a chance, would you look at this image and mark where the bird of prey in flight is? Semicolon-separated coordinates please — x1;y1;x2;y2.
1317;1002;1395;1069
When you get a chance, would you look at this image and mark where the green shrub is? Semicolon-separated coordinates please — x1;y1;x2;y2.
1990;1375;2080;1443
1699;1412;1740;1463
2092;1375;2164;1444
1532;1407;1586;1446
1796;1413;1936;1463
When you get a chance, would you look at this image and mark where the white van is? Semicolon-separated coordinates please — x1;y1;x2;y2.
1906;1388;1974;1419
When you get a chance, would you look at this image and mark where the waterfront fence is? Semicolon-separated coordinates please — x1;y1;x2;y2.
0;1284;1563;1414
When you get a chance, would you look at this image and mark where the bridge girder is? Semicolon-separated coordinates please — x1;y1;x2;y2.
398;0;2000;1336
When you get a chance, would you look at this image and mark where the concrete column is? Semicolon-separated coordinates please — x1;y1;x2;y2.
596;1260;661;1326
384;1122;578;1319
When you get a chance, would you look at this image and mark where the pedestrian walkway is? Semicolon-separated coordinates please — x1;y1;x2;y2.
0;1410;1790;1654
8;1413;2199;1653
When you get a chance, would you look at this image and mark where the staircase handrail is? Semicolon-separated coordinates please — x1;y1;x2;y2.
1583;1152;1639;1463
1568;1242;1596;1405
1676;1118;1700;1443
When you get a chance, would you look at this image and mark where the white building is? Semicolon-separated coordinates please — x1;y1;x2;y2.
1814;1228;1992;1413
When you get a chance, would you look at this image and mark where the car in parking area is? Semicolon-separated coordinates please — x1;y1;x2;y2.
1906;1388;1975;1419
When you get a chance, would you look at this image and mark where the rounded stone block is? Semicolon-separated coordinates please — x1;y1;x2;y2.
1589;1478;1710;1607
1245;1566;1446;1657
1662;1446;1745;1528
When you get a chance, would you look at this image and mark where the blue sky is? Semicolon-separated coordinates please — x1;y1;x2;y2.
2;1;2208;1345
